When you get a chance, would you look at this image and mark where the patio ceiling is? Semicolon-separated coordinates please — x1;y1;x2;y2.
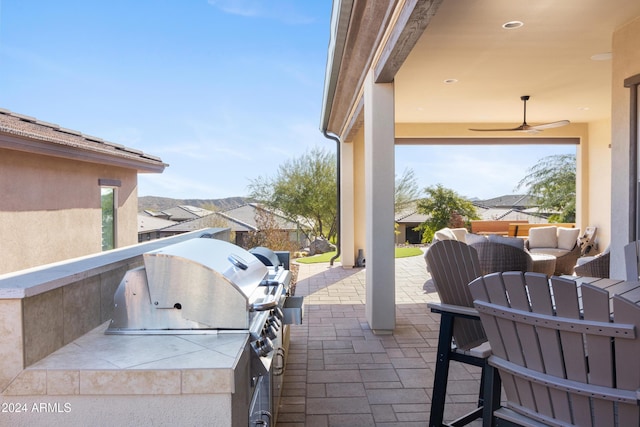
394;0;640;125
322;0;640;136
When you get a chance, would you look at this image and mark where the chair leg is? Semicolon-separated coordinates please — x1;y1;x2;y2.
429;313;454;427
481;363;501;427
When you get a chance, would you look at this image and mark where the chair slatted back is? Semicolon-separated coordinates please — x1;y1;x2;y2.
424;240;485;350
469;272;640;426
624;240;640;281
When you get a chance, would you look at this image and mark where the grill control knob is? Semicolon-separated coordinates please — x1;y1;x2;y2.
267;315;281;331
251;337;274;358
257;337;274;357
273;307;284;321
265;325;278;340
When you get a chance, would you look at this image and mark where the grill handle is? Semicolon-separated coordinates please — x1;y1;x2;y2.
251;283;284;312
227;254;248;270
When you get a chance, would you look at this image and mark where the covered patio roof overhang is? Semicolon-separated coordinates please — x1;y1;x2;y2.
320;0;640;333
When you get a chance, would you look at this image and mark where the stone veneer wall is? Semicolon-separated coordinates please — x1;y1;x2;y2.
0;228;230;392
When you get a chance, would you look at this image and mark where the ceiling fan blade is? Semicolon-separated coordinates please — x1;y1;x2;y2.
468;125;526;132
528;120;570;130
469;96;570;133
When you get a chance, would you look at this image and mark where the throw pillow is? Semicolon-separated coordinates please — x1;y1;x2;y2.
488;234;525;250
434;227;457;241
450;228;469;242
528;226;558;248
557;227;580;250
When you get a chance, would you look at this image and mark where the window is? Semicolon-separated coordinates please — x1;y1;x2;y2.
99;179;120;251
101;187;116;251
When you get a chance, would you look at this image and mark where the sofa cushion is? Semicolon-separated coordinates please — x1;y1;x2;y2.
557;227;580;250
434;228;457;241
488;234;525;250
529;248;569;257
528;226;558;248
465;233;487;246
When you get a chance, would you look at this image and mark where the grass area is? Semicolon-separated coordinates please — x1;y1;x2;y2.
295;246;424;264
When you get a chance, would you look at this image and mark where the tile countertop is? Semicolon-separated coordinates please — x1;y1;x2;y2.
3;321;249;396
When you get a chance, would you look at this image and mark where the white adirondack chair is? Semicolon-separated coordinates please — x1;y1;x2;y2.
469;271;640;426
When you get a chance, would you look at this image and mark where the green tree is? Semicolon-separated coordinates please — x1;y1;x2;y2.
395;167;421;213
415;184;479;242
516;154;576;222
248;146;337;241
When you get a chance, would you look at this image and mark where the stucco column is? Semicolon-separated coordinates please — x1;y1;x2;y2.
363;70;395;333
340;142;356;267
611;18;640;278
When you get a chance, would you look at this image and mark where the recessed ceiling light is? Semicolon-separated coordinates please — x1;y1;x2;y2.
443;79;458;84
590;52;612;61
502;21;524;30
578;107;590;111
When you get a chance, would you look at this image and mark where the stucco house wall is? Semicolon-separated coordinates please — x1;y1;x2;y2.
0;110;165;275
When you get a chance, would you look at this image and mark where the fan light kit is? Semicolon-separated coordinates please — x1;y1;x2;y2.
502;21;524;29
469;95;570;133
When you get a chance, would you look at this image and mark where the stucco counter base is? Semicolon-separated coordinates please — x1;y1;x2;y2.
0;322;252;427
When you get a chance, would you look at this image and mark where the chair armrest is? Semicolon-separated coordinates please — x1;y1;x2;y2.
428;302;480;319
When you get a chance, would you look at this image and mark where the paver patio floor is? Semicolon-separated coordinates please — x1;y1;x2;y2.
277;251;483;427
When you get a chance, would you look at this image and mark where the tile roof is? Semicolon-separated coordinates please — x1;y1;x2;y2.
218;203;300;230
160;205;215;221
0;108;166;172
137;214;177;233
473;194;536;208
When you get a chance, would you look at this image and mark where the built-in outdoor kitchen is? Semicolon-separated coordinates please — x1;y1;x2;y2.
0;230;302;426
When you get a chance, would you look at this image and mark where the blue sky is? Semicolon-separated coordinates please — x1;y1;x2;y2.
0;0;574;201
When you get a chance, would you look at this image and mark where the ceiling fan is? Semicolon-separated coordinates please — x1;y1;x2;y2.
469;95;570;133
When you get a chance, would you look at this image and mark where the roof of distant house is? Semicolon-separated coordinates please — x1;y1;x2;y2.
159;214;223;233
217;203;300;231
159;205;215;221
137;214;177;233
474;207;548;222
473;194;536;208
0;108;166;173
394;195;546;224
395;206;428;223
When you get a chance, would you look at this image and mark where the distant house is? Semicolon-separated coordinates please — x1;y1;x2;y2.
137;203;308;249
395;195;548;244
155;205;214;222
142;214;222;241
395;208;428;244
473;194;550;223
137;214;178;242
216;203;308;248
0;108;166;274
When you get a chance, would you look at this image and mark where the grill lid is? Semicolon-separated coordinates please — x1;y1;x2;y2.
144;238;268;309
106;238;272;333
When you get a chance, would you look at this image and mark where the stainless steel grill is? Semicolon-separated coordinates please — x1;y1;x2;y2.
105;237;303;426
